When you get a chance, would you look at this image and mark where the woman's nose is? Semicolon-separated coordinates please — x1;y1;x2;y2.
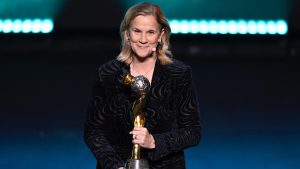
139;33;147;43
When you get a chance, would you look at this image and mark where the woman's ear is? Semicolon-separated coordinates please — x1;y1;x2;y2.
159;29;165;42
125;30;130;40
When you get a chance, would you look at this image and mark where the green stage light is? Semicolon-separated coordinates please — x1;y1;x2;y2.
169;19;288;35
218;20;228;34
179;20;190;34
237;20;248;34
228;20;238;34
22;19;31;33
208;20;218;34
247;20;257;34
190;20;199;34
267;21;277;35
2;19;13;33
257;20;267;34
0;19;53;34
32;19;42;33
12;19;22;33
41;19;53;33
170;20;180;34
198;21;209;34
276;20;288;35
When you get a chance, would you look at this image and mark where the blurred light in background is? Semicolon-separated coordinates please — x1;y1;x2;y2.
0;19;53;34
169;19;288;35
119;0;291;35
0;0;65;34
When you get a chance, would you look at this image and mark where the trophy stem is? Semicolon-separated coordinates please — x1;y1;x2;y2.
120;73;150;169
127;114;149;169
131;114;145;160
132;144;140;159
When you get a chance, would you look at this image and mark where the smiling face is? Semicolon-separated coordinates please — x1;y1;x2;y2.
128;15;164;60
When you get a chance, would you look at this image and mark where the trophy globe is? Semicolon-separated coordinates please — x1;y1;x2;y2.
131;75;150;95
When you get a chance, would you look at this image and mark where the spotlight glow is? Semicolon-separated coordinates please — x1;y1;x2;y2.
0;19;53;34
12;19;22;33
169;19;288;35
3;19;13;33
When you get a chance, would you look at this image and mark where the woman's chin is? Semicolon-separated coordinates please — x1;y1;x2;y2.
134;51;153;59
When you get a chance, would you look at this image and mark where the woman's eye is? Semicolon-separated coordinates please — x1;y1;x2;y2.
133;29;140;33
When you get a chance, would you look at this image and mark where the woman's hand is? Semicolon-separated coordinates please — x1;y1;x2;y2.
118;167;125;169
130;127;155;149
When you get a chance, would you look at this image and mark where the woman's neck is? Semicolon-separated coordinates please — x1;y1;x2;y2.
130;56;157;82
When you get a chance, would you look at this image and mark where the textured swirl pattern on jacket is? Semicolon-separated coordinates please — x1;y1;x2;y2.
84;59;201;169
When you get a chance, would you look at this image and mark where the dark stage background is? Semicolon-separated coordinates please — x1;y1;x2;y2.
1;0;300;169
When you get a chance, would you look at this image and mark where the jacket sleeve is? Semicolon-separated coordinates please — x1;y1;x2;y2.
83;67;125;169
147;67;201;161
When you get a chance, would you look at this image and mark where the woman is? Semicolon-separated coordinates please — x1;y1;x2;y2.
84;2;201;169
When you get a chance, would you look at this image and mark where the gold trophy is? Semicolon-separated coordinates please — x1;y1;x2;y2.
121;71;150;169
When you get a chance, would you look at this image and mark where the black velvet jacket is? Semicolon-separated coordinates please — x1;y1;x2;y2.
84;59;201;169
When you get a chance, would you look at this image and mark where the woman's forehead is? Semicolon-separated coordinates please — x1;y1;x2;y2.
130;15;160;29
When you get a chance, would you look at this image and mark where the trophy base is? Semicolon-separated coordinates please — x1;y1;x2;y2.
125;159;149;169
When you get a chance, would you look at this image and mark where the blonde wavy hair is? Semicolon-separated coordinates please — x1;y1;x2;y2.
116;2;173;65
